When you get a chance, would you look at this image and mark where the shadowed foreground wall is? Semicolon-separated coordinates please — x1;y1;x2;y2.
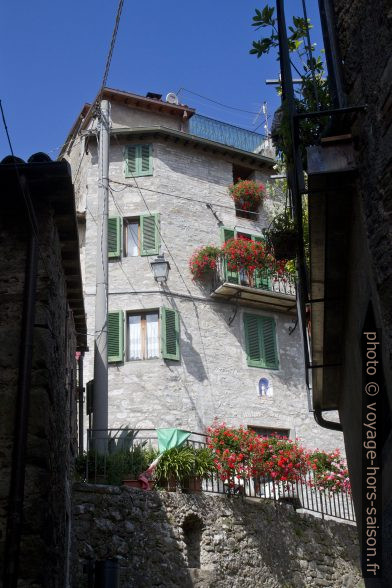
72;484;362;588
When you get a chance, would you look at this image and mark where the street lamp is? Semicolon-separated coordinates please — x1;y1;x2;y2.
150;253;171;284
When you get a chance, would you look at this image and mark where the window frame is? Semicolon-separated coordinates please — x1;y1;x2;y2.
124;217;141;257
127;310;160;361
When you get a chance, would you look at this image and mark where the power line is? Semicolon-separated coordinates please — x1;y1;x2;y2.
177;88;263;116
109;179;263;218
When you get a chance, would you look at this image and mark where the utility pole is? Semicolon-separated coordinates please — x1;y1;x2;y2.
92;99;110;449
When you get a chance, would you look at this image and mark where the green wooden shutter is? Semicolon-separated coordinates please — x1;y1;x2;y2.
252;235;271;290
124;145;152;177
220;226;239;284
140;213;159;256
108;217;122;258
261;316;279;369
244;313;263;367
125;145;138;177
161;307;180;360
139;144;152;176
244;314;279;369
108;310;124;363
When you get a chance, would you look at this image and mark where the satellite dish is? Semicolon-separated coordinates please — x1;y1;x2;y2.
166;92;179;105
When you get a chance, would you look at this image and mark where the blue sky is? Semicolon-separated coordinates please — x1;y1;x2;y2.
0;1;323;160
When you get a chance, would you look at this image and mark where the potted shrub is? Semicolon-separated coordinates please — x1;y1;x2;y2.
229;179;265;214
155;446;195;492
263;211;297;261
189;245;221;281
182;447;216;493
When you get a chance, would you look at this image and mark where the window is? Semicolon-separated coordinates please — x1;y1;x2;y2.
243;313;279;369
128;311;159;360
220;227;271;289
108;213;160;258
248;426;290;438
107;307;180;363
124;144;153;177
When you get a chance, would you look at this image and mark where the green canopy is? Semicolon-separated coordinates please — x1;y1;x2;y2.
157;428;191;453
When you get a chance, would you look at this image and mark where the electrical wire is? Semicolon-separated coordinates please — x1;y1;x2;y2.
177;88;263;116
109;179;262;218
111;135;213;385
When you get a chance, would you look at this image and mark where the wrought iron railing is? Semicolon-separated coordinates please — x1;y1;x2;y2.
189;114;267;154
80;429;355;523
212;256;296;296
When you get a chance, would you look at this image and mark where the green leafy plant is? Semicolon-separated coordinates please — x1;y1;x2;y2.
193;447;216;478
250;5;331;163
263;211;297;261
155;446;196;484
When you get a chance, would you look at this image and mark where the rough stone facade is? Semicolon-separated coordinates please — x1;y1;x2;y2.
67;92;345;453
0;159;86;587
72;483;362;588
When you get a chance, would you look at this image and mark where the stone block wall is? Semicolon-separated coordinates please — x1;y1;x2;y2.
0;204;78;586
72;484;362;588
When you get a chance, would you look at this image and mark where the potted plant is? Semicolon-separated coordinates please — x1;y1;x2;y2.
307;449;351;494
263;211;297;261
121;445;158;489
182;447;216;493
221;236;275;287
189;245;221;281
229;179;265;214
155;446;195;491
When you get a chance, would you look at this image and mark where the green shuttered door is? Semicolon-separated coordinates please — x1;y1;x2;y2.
244;313;278;369
108;310;124;363
161;307;180;360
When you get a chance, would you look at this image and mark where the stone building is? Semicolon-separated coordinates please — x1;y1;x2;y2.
63;87;344;452
0;154;87;586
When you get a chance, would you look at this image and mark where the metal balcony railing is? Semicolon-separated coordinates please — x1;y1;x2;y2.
79;428;355;523
189;114;267;154
212;256;296;296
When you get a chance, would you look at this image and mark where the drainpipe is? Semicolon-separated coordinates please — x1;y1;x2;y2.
314;408;343;431
78;352;84;455
3;176;39;588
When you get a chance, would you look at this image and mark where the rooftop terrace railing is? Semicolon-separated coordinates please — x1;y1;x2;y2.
189;114;267;154
81;429;355;523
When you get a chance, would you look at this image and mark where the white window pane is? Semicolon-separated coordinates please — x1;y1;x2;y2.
146;313;159;358
128;315;142;360
127;222;139;256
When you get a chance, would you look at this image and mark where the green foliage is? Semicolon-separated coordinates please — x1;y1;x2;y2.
155;446;195;482
250;5;332;163
155;446;216;483
193;447;216;478
74;445;159;486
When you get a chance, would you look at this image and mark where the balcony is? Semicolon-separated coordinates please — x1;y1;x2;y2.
210;257;297;313
189;114;267;154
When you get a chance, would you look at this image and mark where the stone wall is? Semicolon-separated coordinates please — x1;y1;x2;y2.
0;203;78;587
72;484;362;588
